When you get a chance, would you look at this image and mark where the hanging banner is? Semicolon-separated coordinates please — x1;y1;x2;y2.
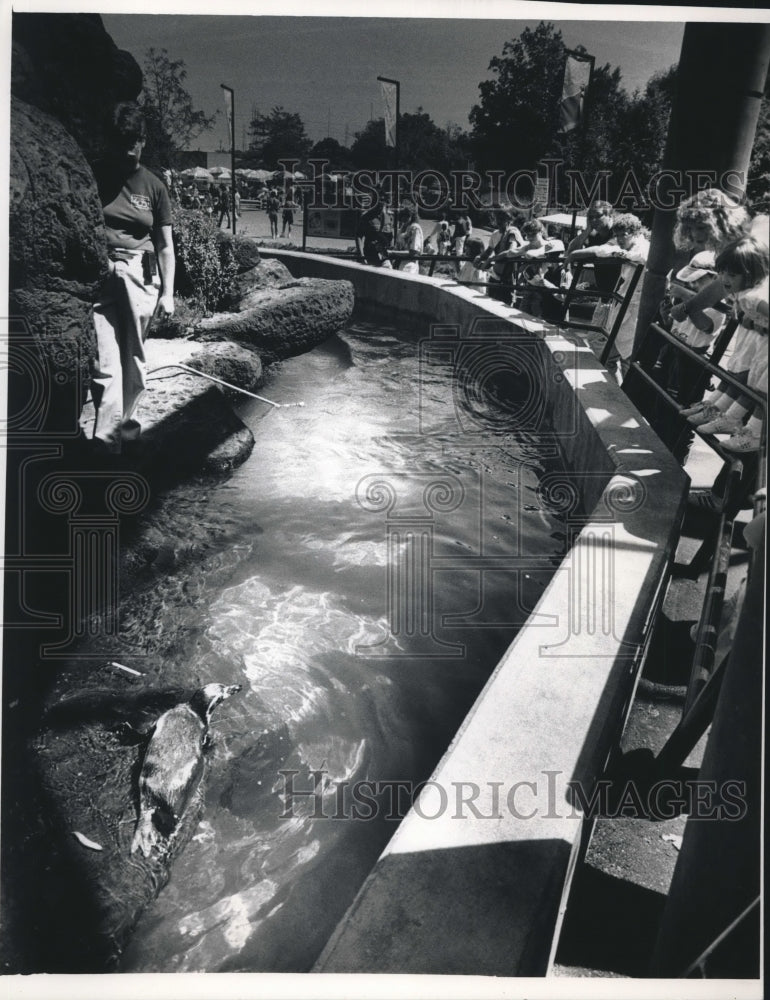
380;79;398;148
222;87;233;139
533;177;550;210
558;52;593;133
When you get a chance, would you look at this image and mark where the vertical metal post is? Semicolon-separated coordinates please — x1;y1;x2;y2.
566;51;595;246
221;84;236;235
377;75;400;215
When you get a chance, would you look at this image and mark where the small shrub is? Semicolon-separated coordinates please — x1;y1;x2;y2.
151;296;205;339
172;206;238;315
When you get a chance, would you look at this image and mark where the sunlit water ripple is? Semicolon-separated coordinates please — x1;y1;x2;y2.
119;317;569;972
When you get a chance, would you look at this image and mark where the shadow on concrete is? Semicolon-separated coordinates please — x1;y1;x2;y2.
317;839;571;976
554;863;667;977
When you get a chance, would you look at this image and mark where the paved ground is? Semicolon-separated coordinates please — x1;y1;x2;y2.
225;205;494;252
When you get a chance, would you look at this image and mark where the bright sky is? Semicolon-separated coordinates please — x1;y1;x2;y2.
95;8;693;149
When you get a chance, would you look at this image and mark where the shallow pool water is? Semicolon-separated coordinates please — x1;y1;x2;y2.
119;316;570;972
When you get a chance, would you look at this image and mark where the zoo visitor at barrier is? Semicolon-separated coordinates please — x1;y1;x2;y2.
685;236;769;453
91;102;175;456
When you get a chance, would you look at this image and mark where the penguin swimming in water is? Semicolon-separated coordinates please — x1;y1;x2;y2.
130;683;241;857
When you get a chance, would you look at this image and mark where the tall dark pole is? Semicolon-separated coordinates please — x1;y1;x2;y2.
642;25;770;976
377;75;400;214
565;51;595;245
221;84;236;235
633;23;770;353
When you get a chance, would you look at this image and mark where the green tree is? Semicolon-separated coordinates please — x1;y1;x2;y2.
349;118;388;170
248;106;312;169
309;137;354;171
469;22;568;175
140;48;215;167
350;109;471;173
747;76;770;213
603;67;676;206
470;22;674;210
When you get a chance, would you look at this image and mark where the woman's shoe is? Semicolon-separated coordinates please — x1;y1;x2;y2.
698;415;744;435
721;428;762;453
687;403;723;426
680;401;707;417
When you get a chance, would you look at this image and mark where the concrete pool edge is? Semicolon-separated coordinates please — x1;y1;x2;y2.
261;250;690;976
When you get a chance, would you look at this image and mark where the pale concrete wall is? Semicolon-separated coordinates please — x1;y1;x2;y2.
262;250;689;976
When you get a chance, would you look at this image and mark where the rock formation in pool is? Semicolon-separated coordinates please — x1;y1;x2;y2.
191;254;356;362
3;10;355;974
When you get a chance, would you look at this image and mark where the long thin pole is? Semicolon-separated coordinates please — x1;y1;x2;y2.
567;51;595;246
221;84;236;235
377;75;400;214
146;363;304;408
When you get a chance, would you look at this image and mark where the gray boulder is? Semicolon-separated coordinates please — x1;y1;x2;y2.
12;12;142;165
9;96;108;435
185;342;264;398
195;278;355;360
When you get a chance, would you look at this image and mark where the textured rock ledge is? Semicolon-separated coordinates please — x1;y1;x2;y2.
79;338;263;478
193;259;355;362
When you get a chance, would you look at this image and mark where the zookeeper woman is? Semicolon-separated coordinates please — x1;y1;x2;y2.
91;102;175;455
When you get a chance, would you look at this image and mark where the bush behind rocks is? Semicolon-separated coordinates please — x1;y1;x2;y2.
172;207;239;315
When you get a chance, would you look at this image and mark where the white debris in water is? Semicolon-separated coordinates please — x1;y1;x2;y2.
178;879;278;943
192;820;216;844
72;831;103;851
222;893;254;950
294;839;321;866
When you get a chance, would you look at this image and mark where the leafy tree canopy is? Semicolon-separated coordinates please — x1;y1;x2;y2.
309;137;354;172
470;22;569;175
350;109;471;173
747;74;770;213
470;22;677;208
140;47;215;168
248;106;312;169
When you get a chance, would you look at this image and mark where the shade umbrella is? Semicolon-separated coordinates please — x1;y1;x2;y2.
312;172;341;188
180;166;215;183
293;170;306;180
272;169;295;181
209;165;232;179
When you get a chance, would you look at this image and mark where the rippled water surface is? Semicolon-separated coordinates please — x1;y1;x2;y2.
120;317;570;972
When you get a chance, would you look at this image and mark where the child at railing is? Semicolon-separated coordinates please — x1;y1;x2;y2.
458;237;487;287
436;220;452;256
656;189;749;406
392;205;424;274
684;236;768;453
568;214;650;380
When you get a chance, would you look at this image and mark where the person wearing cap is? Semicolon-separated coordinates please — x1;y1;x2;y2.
90;101;175;456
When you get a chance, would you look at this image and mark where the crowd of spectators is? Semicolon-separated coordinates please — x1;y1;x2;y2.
349;187;767;488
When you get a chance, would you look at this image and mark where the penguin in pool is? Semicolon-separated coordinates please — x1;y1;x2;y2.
130;683;241;857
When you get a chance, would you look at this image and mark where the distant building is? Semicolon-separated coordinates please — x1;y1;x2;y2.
175;150;232;170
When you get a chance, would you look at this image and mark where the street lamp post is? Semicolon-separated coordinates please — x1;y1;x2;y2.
377;75;400;215
220;83;236;234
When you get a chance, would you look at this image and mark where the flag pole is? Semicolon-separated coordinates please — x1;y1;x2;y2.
377;75;400;215
221;84;236;235
561;51;595;246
